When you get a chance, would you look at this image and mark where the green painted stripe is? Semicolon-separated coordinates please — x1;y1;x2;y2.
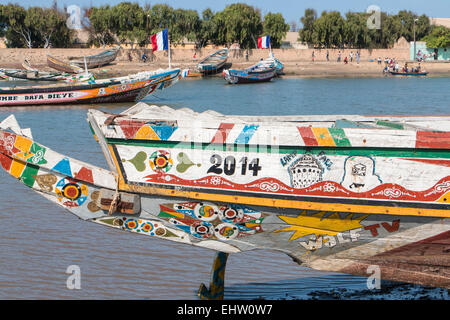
328;128;352;147
106;139;450;159
21;163;39;187
376;120;404;130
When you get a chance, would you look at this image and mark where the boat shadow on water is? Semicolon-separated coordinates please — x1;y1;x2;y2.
222;275;450;300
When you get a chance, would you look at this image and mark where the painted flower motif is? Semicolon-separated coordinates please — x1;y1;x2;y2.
149;150;173;173
323;183;336;193
124;219;138;230
210;176;221;185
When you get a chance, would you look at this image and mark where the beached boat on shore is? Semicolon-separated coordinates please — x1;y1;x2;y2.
0;103;448;298
68;46;121;69
47;55;85;74
197;49;229;74
0;69;180;106
0;68;94;82
223;62;277;84
388;70;428;76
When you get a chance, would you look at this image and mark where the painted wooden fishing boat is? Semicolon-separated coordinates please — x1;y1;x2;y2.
68;46;121;69
47;55;85;74
0;104;449;299
388;71;428;76
223;62;277;84
0;68;94;83
197;49;229;74
260;54;284;75
0;69;180;106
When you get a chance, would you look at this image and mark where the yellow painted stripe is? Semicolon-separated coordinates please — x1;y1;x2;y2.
135;126;160;140
118;183;450;218
10;159;26;178
312;128;336;147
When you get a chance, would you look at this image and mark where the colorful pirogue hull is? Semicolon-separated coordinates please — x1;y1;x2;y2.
0;69;180;106
0;104;449;293
197;49;229;74
223;68;276;84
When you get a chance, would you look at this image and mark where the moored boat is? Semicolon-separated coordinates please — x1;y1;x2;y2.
0;69;180;106
388;70;428;76
223;61;276;84
47;55;85;74
0;103;448;298
68;46;121;69
197;49;229;74
0;68;94;82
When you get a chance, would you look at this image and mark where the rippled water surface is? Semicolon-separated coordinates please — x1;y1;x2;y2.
0;77;449;299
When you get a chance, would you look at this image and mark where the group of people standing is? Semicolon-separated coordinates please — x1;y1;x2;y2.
312;50;360;63
383;57;425;74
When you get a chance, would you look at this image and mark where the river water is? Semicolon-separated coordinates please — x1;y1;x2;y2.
0;76;449;299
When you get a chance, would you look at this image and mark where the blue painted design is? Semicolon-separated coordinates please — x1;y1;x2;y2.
52;158;72;177
234;125;259;144
151;126;178;141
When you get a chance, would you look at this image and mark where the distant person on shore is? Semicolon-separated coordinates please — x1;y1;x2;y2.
193;52;197;62
344;56;348;64
377;57;382;64
395;62;399;72
245;50;249;61
350;51;353;62
326;50;329;61
356;51;360;64
337;51;341;62
142;52;148;63
312;51;315;62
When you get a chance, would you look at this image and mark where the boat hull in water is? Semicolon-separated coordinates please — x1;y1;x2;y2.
0;69;180;106
223;68;276;84
197;49;229;74
0;104;449;291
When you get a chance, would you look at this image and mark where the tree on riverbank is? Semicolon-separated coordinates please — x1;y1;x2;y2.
422;25;450;48
297;8;431;49
0;4;72;48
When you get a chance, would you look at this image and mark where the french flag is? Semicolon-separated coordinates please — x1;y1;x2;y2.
150;28;168;51
257;35;270;49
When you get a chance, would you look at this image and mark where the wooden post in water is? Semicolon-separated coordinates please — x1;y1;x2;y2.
198;251;229;300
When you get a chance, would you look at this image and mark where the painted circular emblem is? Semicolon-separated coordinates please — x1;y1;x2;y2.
214;223;239;240
190;221;214;239
140;222;154;233
55;178;88;207
194;202;219;221
219;207;244;223
124;219;138;230
149;150;173;173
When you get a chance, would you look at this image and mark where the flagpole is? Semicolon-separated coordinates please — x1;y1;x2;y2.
168;38;172;69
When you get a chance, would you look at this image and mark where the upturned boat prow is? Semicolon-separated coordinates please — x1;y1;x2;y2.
0;104;449;299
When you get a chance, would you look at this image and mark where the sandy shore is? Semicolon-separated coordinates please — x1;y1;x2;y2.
92;60;450;79
1;47;449;78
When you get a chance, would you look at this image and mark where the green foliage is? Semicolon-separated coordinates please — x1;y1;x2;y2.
86;5;116;47
262;12;289;48
1;4;71;48
422;25;450;48
110;2;145;47
298;9;317;43
212;3;263;49
298;8;432;48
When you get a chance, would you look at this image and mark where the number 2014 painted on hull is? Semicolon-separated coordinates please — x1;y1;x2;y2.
207;155;262;176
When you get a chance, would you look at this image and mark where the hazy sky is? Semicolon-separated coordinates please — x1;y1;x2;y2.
6;0;450;25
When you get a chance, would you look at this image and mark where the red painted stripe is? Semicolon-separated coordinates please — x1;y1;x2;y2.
416;131;450;149
0;153;12;172
118;120;147;139
211;123;234;144
402;158;450;167
297;127;318;146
